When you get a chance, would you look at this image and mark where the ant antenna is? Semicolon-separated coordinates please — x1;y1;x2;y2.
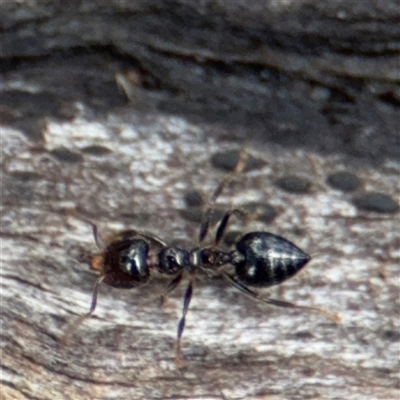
66;208;104;250
59;276;104;345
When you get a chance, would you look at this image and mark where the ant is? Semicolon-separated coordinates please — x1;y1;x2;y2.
61;152;339;365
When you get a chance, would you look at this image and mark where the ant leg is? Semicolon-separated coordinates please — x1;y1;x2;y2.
198;208;213;245
223;273;340;323
199;150;248;244
214;209;246;246
59;276;105;345
159;272;183;307
175;275;194;367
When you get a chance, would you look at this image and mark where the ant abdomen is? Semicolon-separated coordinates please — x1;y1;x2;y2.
232;232;311;287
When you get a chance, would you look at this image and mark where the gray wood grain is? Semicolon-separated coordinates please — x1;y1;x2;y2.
1;1;399;399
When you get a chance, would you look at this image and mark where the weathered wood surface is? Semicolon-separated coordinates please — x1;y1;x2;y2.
1;1;399;399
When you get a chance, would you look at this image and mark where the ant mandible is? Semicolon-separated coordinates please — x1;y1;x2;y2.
61;152;339;365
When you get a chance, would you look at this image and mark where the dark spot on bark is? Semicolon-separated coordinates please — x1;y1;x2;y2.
11;171;42;182
50;148;83;163
301;366;316;377
352;192;399;214
184;190;203;207
377;90;400;108
289;330;314;340
81;145;112;156
374;367;394;377
275;175;311;194
242;201;277;223
211;150;265;172
382;330;400;341
326;171;361;192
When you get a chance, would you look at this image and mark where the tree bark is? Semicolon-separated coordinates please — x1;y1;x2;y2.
1;1;399;399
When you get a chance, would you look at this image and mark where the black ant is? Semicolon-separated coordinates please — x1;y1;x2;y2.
61;152;339;365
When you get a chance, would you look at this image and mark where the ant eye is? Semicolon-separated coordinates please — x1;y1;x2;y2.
158;247;189;275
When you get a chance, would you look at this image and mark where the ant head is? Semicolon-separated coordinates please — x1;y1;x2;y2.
100;238;150;288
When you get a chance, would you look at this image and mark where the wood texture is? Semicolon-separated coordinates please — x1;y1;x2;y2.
1;1;399;399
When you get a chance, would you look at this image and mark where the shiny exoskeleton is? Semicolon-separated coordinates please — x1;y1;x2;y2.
61;153;337;365
92;232;309;288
